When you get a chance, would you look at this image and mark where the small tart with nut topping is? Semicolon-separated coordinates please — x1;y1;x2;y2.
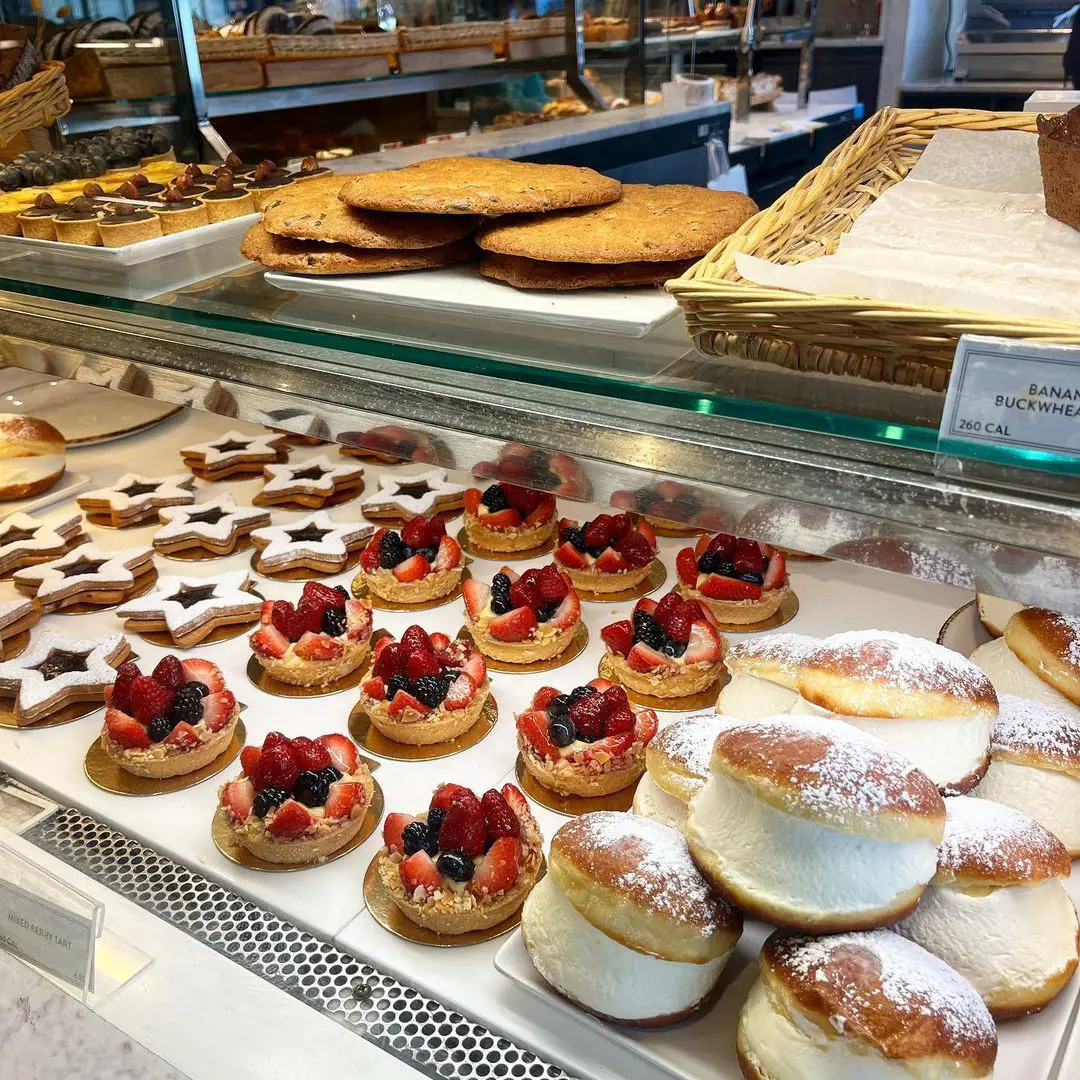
554;513;657;593
357;518;464;603
462;482;557;553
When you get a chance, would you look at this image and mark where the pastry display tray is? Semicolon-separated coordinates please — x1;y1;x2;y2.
263;265;681;338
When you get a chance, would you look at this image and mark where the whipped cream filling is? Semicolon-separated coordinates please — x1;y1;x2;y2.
898;878;1079;1000
632;772;691;829
522;874;727;1021
688;772;938;920
976;759;1080;854
716;672;801;721
971;638;1080;719
740;977;913;1080
0;454;65;486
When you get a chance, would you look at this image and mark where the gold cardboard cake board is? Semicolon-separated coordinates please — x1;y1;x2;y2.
157;535;255;562
349;694;497;761
574;560;668;604
514;754;639;817
211;781;384;872
249;548;363;581
84;718;247;795
597;654;728;713
363;851;545;947
0;696;103;730
0;629;30;661
47;566;159;615
456;527;556;561
455;623;588;674
703;589;800;634
350;567;469;612
252;479;366;511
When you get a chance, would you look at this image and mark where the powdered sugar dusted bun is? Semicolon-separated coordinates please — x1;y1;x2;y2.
724;633;817;689
897;796;1079;1019
737;929;997;1080
0;413;66;500
646;713;731;804
1004;608;1080;707
687;716;944;931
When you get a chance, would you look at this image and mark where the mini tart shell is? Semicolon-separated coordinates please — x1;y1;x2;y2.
98;215;163;246
363;565;463;603
678;582;790;626
102;710;239;779
467;619;577;663
150;202;209;234
203;190;255;222
54;215;102;245
519;739;646;796
17;212;58;240
603;650;723;697
463;510;556;553
377;840;543;934
364;681;489;745
255;637;370;687
560;561;654;594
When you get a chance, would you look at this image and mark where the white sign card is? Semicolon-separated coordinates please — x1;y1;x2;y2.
0;877;95;990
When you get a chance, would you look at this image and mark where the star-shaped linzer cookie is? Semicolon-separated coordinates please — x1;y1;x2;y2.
152;495;271;558
78;472;197;527
180;429;289;482
0;629;131;725
254;454;366;510
360;468;467;523
250;512;372;576
0;512;87;576
13;542;156;612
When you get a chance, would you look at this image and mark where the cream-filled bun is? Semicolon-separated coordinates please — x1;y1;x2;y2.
794;630;998;794
715;633;817;721
737;929;997;1080
977;593;1024;638
975;693;1080;856
686;715;945;931
0;414;66;501
972;608;1080;720
898;795;1078;1018
632;713;732;829
521;811;741;1026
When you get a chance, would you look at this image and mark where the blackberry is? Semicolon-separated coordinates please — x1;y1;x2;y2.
167;686;203;725
293;770;330;808
569;685;596;704
413;675;447;708
547;694;571;721
586;545;605;558
148;715;174;744
321;607;347;636
663;639;687;658
334;585;349;599
632;610;665;649
480;484;508;511
427;807;447;838
252;787;288;817
437;850;474;882
635;490;662;512
402;820;431;857
318;765;342;786
535;601;556;623
418;546;438;562
549;717;577;747
673;492;702;516
560;526;586;552
379;530;407;569
387;673;408;699
491;572;512;616
185;680;209;698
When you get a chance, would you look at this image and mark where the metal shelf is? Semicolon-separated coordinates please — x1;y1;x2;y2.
584;20;813;57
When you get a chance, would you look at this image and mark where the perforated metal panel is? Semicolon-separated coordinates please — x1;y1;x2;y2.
25;807;575;1080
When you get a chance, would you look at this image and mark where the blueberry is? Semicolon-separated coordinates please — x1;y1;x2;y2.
253;787;287;817
734;571;764;585
535;601;556;623
419;546;438;562
663;639;687;658
437;850;474;882
185;680;210;698
402;820;430;856
549;717;577;747
586;545;605;558
318;765;342;785
547;694;570;720
569;685;596;704
697;552;718;575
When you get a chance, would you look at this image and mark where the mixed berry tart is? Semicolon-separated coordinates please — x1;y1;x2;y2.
102;656;239;779
219;731;375;865
675;532;789;626
462;564;581;664
378;782;544;934
554;513;658;594
250;581;373;687
600;590;726;698
356;518;464;604
516;679;658;797
359;626;490;746
462;482;557;553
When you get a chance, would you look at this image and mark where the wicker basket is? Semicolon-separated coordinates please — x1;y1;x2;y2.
268;30;398;57
0;60;69;148
197;34;271;61
400;22;502;51
669;107;1080;390
506;16;565;39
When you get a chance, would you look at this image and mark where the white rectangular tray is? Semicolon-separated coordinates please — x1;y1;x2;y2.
264;265;680;338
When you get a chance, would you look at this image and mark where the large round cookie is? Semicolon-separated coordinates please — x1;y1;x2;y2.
477;184;758;264
338;158;622;216
480;253;691;290
240;223;475;275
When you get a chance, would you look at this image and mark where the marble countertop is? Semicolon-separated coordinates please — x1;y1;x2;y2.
729;94;860;151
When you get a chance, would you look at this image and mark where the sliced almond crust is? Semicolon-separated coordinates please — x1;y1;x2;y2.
362;565;463;603
254;639;370;687
468;623;577;663
679;583;790;626
367;688;489;746
521;743;645;796
463;511;556;553
561;562;653;594
103;711;238;779
603;650;723;697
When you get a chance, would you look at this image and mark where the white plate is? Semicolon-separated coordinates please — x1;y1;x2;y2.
938;598;993;654
0;471;89;517
264;265;680;338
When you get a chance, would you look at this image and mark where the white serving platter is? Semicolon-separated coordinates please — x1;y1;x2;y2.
938;597;994;654
264;265;680;338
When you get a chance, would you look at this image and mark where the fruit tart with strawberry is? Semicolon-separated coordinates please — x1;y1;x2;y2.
462;482;557;553
102;656;239;779
250;581;373;687
675;532;789;626
554;513;658;594
378;782;544;934
355;518;464;604
600;590;726;698
360;625;490;746
516;679;658;797
462;564;581;664
219;731;375;865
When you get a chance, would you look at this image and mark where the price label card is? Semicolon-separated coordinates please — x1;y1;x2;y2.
0;877;95;988
939;335;1080;472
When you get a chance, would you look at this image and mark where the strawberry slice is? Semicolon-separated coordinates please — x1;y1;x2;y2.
469;836;521;899
429;631;452;655
359;531;383;572
636;518;657;546
240;745;261;774
463;488;483;515
732;538;767;576
267;799;314;839
180;658;225;694
633;597;658;617
555;541;589;570
595;548;629;573
517;709;558;761
389;689;429;716
402;515;433;550
374;640;407;681
589;677;615;692
200;690;236;732
165;721;200;749
489;605;538;642
497;566;521;584
406;650;442;682
699;575;761;601
393;553;431;582
501;783;535;830
316;733;358;775
221;778;254;824
676;547;699;587
251;624;289;659
683;596;719;629
532;686;562;710
294;632;345;661
345;600;372;642
439;799;487;855
600;619;633;657
106;708;150;749
525;501;554;526
763;550;787;591
363;676;387;700
694;534;711;558
443;672;476;710
433;535;462;572
581;730;635;762
634;708;659;743
548;588;580;631
324;781;364;821
259;599;274;625
684;620;722;665
400;851;443;898
481;507;523;529
430;783;478;814
627;642;677;673
462;578;491;621
463;650;487;687
383;812;419;854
